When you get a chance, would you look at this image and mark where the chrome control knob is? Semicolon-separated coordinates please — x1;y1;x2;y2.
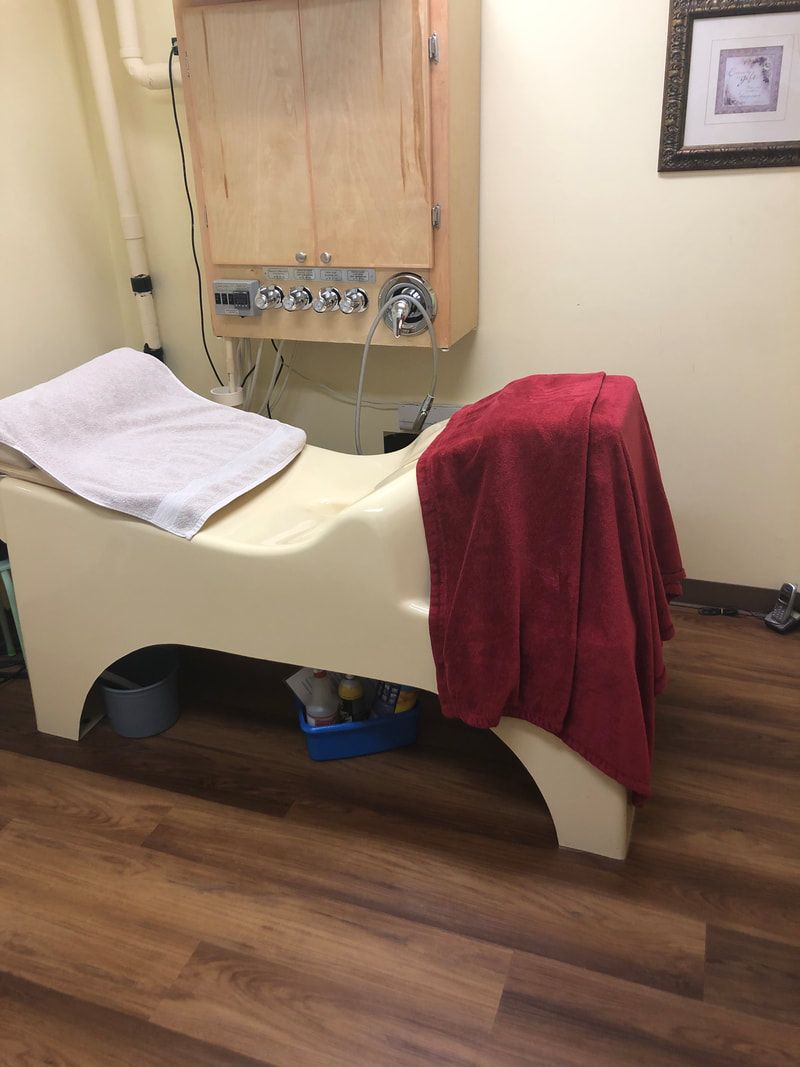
254;285;284;311
282;287;312;312
339;288;369;315
313;287;341;313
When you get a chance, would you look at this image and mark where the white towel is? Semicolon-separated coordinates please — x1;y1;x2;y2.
0;348;306;538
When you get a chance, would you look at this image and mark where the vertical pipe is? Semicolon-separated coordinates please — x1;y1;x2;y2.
208;338;243;406
74;0;163;356
224;338;238;393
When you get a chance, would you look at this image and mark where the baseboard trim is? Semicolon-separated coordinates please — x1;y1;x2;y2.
676;579;776;614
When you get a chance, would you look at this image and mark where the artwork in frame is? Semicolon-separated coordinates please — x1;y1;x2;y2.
659;0;800;171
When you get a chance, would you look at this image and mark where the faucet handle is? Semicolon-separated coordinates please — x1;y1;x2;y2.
282;287;312;312
339;288;369;315
255;285;283;311
313;287;341;313
389;298;413;339
390;286;426;337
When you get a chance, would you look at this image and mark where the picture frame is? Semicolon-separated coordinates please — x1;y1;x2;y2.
659;0;800;171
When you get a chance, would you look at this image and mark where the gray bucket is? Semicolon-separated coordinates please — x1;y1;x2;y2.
100;646;180;738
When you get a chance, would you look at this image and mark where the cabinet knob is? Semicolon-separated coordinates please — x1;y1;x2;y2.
282;287;313;312
320;252;333;265
295;252;308;264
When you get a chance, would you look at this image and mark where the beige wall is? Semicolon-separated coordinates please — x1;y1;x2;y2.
0;0;128;396
7;1;800;589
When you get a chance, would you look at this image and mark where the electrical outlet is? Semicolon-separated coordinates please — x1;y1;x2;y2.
398;403;461;431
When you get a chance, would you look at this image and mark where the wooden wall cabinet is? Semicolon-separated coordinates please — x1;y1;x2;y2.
173;0;480;348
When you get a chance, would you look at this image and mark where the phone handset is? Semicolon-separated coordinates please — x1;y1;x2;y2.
765;582;800;634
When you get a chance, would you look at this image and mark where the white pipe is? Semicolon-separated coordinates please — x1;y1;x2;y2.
75;0;162;354
210;338;243;406
224;338;238;393
113;0;179;90
245;340;264;410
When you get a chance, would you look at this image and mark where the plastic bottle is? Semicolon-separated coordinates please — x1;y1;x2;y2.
371;681;402;717
305;670;340;728
395;686;418;714
338;675;366;722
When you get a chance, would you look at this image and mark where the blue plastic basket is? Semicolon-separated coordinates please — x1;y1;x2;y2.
296;700;420;761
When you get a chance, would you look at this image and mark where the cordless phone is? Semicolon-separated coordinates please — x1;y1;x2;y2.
765;582;800;634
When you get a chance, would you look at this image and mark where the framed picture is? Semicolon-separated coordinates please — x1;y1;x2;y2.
659;0;800;171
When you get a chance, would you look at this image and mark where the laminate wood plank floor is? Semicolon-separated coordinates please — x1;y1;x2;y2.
0;607;797;1065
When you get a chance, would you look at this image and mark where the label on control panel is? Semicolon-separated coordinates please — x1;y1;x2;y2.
344;269;376;284
264;267;376;284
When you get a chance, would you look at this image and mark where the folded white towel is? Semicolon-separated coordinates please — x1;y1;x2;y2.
0;348;306;538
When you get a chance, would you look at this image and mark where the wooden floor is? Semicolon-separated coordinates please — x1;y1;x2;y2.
0;607;797;1065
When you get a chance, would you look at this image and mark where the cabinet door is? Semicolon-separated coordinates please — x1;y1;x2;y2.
299;0;433;269
182;1;315;266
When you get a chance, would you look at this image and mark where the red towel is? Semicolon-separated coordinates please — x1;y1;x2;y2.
416;374;684;801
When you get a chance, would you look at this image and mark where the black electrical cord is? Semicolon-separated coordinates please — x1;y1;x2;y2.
168;42;224;387
697;607;767;620
265;340;287;420
678;601;768;620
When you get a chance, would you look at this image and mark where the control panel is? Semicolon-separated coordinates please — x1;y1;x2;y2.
211;268;443;341
213;271;375;320
212;279;261;317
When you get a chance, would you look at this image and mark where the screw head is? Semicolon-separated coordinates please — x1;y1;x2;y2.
320;251;332;265
295;252;308;264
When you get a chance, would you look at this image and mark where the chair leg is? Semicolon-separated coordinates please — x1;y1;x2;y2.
1;559;112;740
22;639;100;740
492;717;634;861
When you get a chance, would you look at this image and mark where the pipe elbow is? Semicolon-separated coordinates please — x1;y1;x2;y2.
114;0;177;89
121;55;175;90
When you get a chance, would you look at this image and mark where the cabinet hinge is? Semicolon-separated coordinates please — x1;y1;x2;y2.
428;32;440;64
431;203;442;230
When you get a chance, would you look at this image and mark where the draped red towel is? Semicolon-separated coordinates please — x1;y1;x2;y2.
416;373;684;801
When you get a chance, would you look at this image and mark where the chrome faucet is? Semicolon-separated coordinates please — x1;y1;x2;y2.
254;285;284;311
378;273;437;338
390;297;413;338
312;287;341;313
389;286;425;338
339;288;368;315
282;287;313;312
